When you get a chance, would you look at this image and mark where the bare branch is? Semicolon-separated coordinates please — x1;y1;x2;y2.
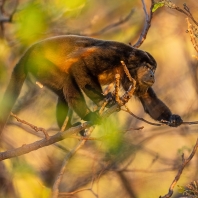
0;123;91;161
60;108;73;132
133;0;155;48
171;3;198;26
52;126;95;198
0;91;130;161
11;113;50;140
125;126;144;132
114;73;123;106
160;119;198;126
159;138;198;198
123;106;198;126
59;171;98;197
123;105;162;126
120;61;136;104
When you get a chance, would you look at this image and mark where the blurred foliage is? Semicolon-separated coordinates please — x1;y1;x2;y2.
14;1;48;45
0;0;198;198
178;180;198;197
152;2;165;12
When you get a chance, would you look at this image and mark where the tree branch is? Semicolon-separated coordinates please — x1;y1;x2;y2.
52;126;95;198
89;9;135;36
0;123;91;161
133;0;155;48
159;138;198;198
11;113;50;140
170;3;198;26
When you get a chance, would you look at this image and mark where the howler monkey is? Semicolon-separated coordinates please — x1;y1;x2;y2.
0;35;183;136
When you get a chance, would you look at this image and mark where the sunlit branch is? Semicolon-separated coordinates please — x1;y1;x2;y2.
159;138;198;198
172;3;198;26
123;105;162;126
0;123;91;161
133;0;155;48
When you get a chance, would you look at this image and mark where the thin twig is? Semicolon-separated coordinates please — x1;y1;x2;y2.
120;61;136;104
125;126;144;132
60;108;73;132
52;126;95;198
89;9;135;36
59;174;98;197
10;113;50;140
0;122;91;161
163;2;198;26
160;119;198;126
120;61;134;82
98;99;109;115
123;106;198;126
174;4;198;26
114;73;122;106
159;138;198;198
123;106;162;126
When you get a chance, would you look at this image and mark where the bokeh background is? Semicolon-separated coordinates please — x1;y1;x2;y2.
0;0;198;197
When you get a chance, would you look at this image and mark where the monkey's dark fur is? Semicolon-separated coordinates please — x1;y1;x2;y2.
0;35;182;136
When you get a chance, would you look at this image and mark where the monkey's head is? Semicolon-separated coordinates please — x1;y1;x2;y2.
136;65;155;87
123;49;157;95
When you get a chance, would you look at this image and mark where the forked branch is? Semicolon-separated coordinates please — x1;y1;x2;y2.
133;0;155;48
160;138;198;198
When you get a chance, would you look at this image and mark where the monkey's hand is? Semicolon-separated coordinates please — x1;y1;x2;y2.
166;114;183;127
104;92;116;107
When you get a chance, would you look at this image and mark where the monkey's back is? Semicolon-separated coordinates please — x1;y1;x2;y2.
22;35;131;83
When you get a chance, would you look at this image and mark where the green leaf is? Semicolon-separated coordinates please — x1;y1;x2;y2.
152;2;165;12
177;185;185;193
14;2;48;45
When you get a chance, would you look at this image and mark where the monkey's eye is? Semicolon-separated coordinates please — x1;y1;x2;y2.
143;63;155;73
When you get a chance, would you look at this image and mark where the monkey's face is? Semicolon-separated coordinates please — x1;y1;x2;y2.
136;65;155;87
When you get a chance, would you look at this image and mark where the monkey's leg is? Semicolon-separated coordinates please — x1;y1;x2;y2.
56;96;87;136
63;76;93;121
71;63;104;106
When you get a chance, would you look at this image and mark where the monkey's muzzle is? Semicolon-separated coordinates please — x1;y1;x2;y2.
142;69;155;86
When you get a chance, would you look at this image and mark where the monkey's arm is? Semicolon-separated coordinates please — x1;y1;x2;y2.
139;87;183;127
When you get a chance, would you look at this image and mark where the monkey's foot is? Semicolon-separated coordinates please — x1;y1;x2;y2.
71;122;87;136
